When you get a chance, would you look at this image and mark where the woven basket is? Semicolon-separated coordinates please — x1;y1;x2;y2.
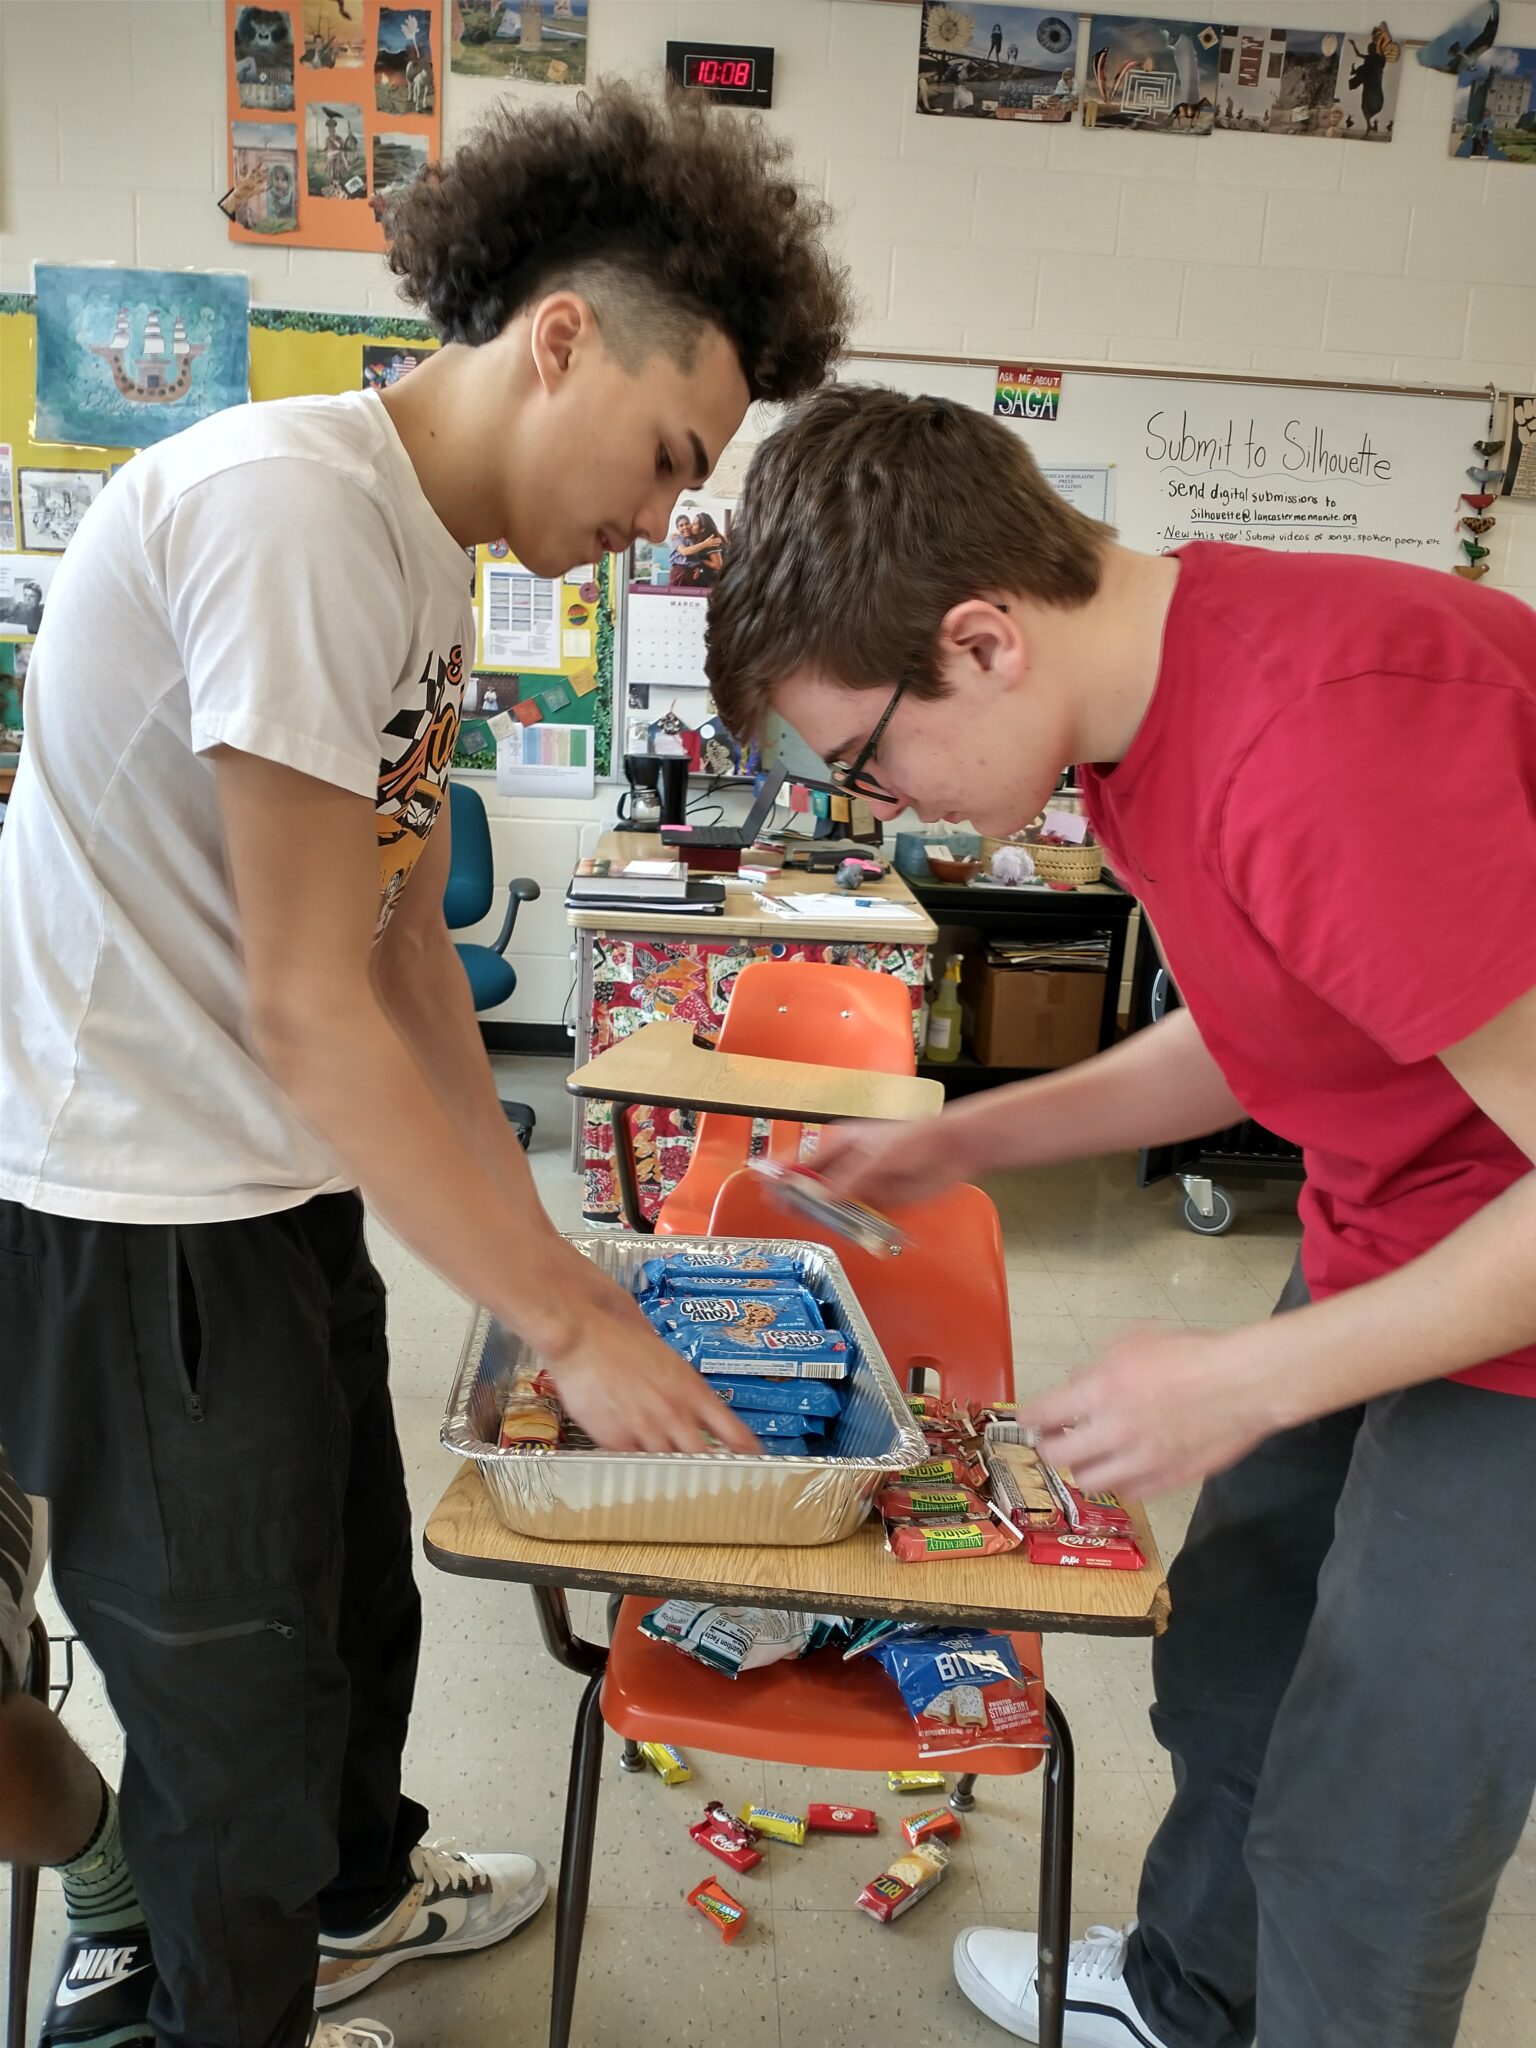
981;836;1103;886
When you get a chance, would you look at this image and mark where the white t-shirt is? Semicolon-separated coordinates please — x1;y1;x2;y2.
0;391;472;1222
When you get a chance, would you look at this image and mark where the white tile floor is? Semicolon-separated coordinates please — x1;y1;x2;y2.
8;1056;1534;2044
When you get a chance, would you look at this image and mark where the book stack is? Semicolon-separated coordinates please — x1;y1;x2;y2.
569;857;688;899
565;857;724;916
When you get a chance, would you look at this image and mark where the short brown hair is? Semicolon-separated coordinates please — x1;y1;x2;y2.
386;82;850;404
707;386;1115;740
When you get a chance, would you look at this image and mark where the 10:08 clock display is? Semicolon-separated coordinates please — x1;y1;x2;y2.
665;40;775;108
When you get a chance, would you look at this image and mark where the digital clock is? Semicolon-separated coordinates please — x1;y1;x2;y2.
665;39;775;108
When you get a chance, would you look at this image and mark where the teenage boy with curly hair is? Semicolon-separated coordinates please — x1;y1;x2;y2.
708;386;1536;2048
0;86;848;2048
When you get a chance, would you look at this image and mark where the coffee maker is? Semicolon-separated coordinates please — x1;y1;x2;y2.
619;753;688;831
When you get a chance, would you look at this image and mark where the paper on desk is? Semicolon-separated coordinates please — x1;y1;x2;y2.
771;893;923;919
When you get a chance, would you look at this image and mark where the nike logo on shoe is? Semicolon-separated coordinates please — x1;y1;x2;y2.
318;1899;469;1960
54;1953;153;2006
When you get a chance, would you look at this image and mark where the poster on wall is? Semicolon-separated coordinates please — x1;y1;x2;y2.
0;445;14;551
1083;17;1224;135
229;121;301;233
916;6;1079;121
33;265;250;450
1449;45;1536;161
17;468;105;552
0;556;61;641
225;2;443;252
361;338;437;388
450;0;589;84
1215;24;1401;141
1419;0;1500;74
1501;393;1535;497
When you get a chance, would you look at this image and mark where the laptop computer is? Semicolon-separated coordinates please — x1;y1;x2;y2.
660;763;788;850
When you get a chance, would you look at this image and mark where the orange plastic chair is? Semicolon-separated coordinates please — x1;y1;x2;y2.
543;1180;1077;2048
709;1172;1015;1409
648;960;919;1236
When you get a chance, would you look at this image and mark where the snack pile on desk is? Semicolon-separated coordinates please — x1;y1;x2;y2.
497;1245;854;1456
879;1392;1148;1570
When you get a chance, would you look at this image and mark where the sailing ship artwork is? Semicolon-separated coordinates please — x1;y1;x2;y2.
34;266;251;450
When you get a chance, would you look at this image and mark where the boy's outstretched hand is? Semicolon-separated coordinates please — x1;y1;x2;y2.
1020;1322;1289;1500
813;1113;980;1211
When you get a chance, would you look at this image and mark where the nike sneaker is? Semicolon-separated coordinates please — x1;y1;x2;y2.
314;1841;547;2009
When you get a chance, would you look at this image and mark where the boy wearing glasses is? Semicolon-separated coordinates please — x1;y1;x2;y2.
707;386;1536;2048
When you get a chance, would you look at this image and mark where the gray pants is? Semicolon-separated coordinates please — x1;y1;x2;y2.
1126;1261;1536;2048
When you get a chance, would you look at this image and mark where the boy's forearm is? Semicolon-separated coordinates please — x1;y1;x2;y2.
948;1009;1248;1172
258;982;586;1360
374;923;537;1211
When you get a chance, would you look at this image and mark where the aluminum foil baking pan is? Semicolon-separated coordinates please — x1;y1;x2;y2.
441;1235;928;1546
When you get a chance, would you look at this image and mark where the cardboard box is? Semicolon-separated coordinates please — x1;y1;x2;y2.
961;959;1104;1069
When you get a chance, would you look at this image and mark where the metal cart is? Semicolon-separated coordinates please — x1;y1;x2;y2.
1129;919;1304;1235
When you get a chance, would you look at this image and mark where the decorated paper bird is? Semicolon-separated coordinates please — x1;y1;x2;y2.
1461;539;1491;562
1473;439;1505;457
1462;491;1497;510
1453;562;1490;580
1461;515;1496;534
1466;464;1505;484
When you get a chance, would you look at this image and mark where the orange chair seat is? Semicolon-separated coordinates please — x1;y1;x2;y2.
602;1596;1046;1779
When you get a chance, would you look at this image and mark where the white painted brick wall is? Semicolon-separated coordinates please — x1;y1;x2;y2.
1;0;1532;1022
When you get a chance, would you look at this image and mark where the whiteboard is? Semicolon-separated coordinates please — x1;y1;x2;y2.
736;355;1494;573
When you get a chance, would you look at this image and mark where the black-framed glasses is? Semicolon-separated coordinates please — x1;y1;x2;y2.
792;671;915;809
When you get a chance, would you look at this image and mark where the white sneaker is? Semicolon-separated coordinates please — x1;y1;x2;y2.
953;1922;1171;2047
312;2025;396;2048
315;1840;548;2009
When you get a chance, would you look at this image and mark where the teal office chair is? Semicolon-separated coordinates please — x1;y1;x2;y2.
445;780;541;1148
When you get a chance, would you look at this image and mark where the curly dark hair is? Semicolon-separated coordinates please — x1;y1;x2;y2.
385;80;850;403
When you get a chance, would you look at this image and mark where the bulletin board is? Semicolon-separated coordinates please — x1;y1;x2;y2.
224;1;443;252
0;293;614;771
460;546;615;778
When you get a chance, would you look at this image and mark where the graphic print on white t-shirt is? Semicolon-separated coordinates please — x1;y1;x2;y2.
0;390;474;1224
375;639;464;936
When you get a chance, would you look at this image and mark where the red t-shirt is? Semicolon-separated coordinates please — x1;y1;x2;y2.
1080;543;1536;1396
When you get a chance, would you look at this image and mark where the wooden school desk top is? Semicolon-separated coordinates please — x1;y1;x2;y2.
566;1018;945;1125
425;1464;1169;1637
566;831;940;945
